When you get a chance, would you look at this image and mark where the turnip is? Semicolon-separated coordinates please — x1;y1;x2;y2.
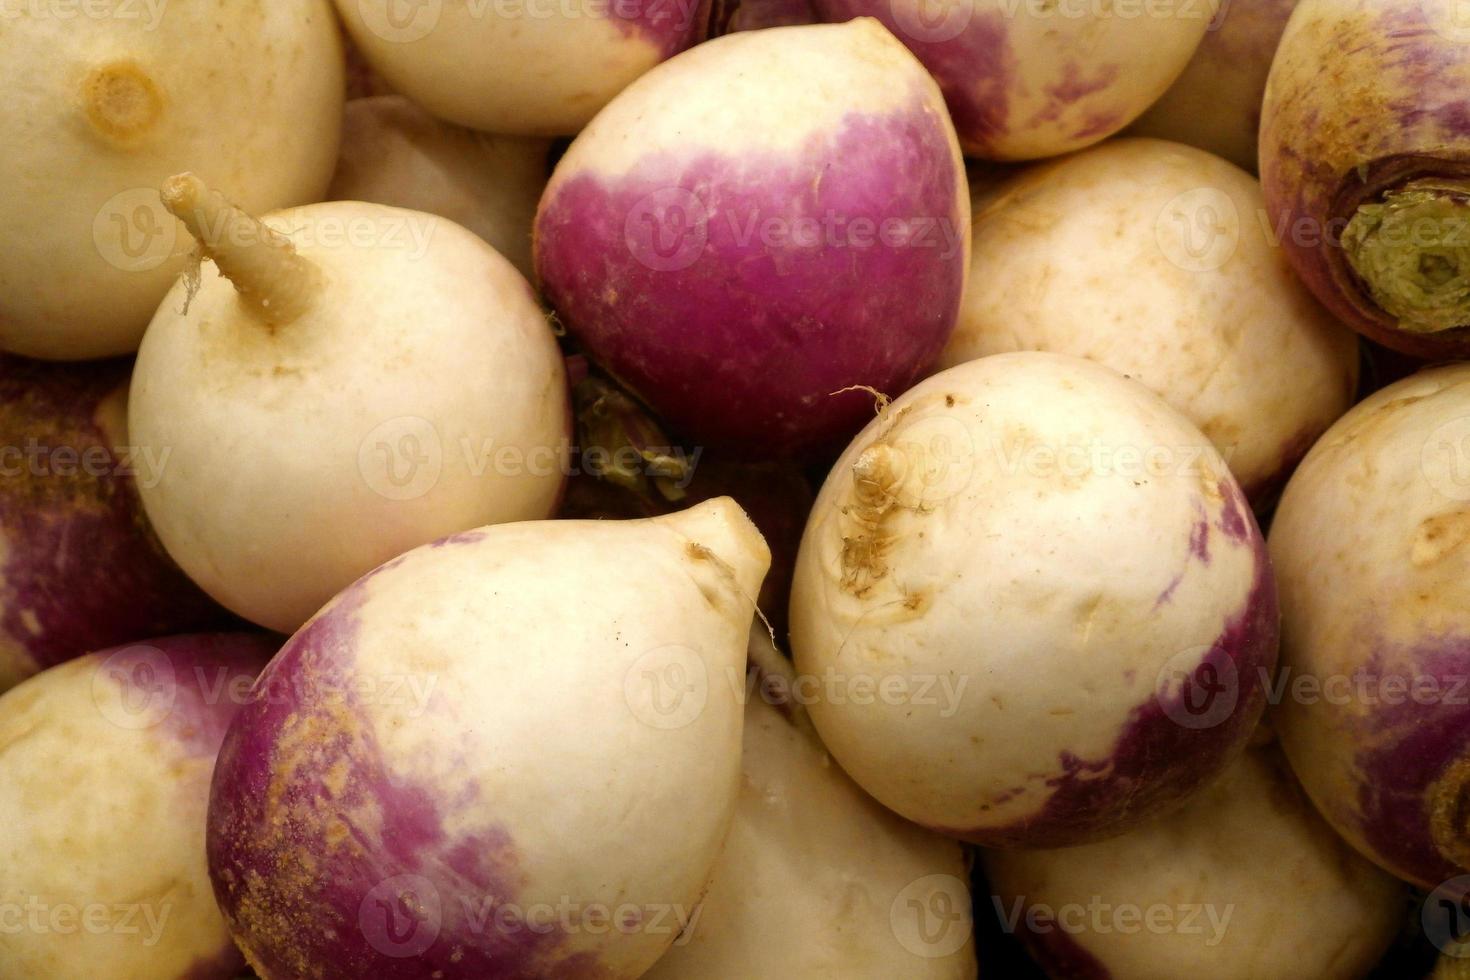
207;498;769;979
0;356;224;693
328;96;551;280
984;746;1405;979
1129;0;1298;171
1270;363;1470;888
0;2;344;361
130;175;569;634
789;351;1278;846
535;20;970;457
334;0;703;136
1260;0;1470;358
938;139;1360;505
809;0;1212;160
0;633;273;979
644;629;977;978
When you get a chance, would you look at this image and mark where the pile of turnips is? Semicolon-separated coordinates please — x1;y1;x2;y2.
6;0;1470;978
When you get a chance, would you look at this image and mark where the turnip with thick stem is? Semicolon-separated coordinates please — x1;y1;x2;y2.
644;628;977;978
0;1;343;361
1129;0;1298;171
328;96;551;280
1260;0;1470;357
536;20;969;457
207;499;770;979
335;0;704;137
809;0;1212;160
939;139;1359;505
1270;363;1470;888
0;633;273;979
0;355;224;693
985;746;1405;979
130;175;569;634
790;352;1278;847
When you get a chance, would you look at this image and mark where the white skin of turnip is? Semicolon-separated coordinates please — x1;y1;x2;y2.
0;1;344;361
985;746;1405;979
327;97;550;280
335;0;701;136
207;500;771;979
644;630;977;979
790;352;1275;845
130;176;569;634
939;139;1359;504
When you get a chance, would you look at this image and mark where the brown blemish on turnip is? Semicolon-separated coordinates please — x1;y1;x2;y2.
1412;511;1470;568
1429;755;1470;868
83;61;163;146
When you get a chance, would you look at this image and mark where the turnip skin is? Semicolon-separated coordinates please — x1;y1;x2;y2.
0;2;343;361
328;97;550;280
534;20;969;458
0;634;273;979
1129;0;1298;171
1260;0;1470;357
985;747;1405;980
790;352;1278;847
939;139;1359;506
207;500;770;980
0;356;224;693
809;0;1210;161
131;188;569;634
644;633;977;978
1270;364;1470;888
335;0;701;137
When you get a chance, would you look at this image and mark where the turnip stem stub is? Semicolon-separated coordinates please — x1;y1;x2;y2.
160;173;320;325
1343;180;1470;335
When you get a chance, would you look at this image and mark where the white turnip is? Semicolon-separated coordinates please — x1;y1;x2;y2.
535;20;969;457
939;139;1359;505
0;2;344;361
790;352;1278;846
130;175;569;634
207;499;770;979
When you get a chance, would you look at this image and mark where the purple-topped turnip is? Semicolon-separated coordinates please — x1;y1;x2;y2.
1260;0;1470;357
985;746;1405;979
0;634;273;978
208;499;770;979
335;0;703;136
0;356;223;693
1270;363;1470;887
790;352;1279;847
810;0;1211;160
535;20;969;458
130;175;569;634
940;139;1359;505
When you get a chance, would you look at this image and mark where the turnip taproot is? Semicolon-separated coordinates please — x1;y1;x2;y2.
939;139;1359;505
810;0;1211;160
1270;363;1470;888
334;0;703;136
1129;0;1298;171
328;97;551;280
0;356;223;693
1260;0;1470;357
0;634;273;979
790;352;1278;846
130;175;569;634
207;499;769;979
644;630;977;978
0;2;343;361
985;746;1405;979
536;20;969;457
